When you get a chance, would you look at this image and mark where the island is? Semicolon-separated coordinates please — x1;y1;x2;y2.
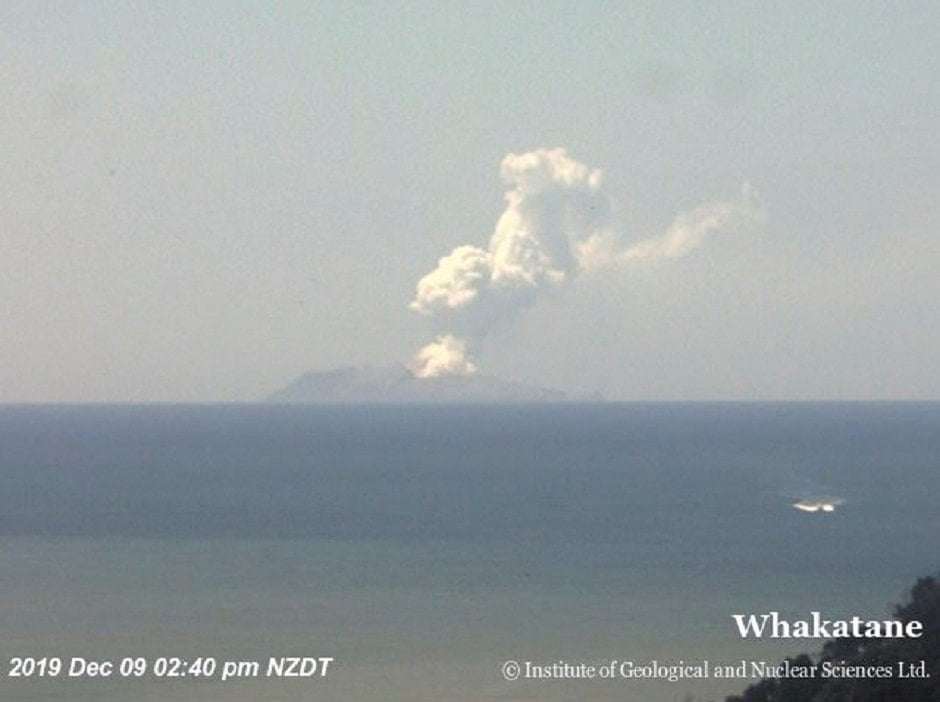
267;366;570;403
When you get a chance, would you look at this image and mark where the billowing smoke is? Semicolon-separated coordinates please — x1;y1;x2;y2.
576;181;761;270
409;147;761;378
412;334;477;378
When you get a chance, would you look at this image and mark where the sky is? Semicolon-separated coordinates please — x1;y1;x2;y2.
1;1;938;401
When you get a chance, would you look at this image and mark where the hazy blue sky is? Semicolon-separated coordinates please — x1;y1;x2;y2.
2;1;938;401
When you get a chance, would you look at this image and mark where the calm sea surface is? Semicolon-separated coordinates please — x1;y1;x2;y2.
1;403;937;701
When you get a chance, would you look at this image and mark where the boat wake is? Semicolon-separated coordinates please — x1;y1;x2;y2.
792;497;844;513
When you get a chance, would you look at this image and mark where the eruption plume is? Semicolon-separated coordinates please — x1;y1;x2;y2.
409;148;761;377
412;334;477;379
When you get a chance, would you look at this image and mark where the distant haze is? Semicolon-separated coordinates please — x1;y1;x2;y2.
1;2;938;401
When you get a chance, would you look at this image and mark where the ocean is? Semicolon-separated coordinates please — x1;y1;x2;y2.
1;403;937;701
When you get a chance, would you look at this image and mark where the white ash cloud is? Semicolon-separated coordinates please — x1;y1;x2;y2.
576;182;762;271
412;334;478;379
409;148;762;377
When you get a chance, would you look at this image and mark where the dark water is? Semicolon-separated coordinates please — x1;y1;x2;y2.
1;403;937;701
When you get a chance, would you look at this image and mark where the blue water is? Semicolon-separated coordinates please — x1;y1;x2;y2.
0;403;937;701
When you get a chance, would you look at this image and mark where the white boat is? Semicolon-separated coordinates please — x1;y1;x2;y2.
792;498;843;513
